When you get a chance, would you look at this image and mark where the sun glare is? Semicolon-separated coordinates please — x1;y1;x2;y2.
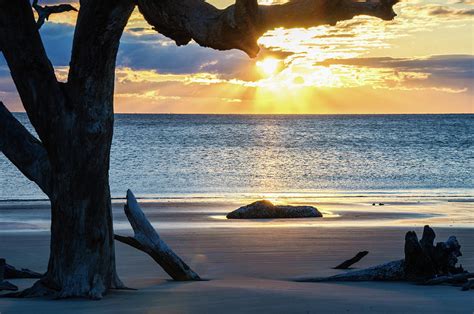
256;58;280;76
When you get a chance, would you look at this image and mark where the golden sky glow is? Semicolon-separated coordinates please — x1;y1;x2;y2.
1;0;473;114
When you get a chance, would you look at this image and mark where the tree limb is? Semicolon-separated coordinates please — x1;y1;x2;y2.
32;0;78;29
115;190;201;281
138;0;399;57
0;102;52;196
0;0;66;148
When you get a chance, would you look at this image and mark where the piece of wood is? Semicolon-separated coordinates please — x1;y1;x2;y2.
0;259;18;292
462;279;474;291
0;258;4;281
296;259;405;282
115;190;200;281
296;226;469;286
334;251;369;269
423;273;474;286
4;263;42;279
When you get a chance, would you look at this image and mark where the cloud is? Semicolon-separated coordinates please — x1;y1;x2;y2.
425;6;474;16
318;55;474;92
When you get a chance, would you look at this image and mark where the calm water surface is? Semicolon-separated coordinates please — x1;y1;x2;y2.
1;114;473;200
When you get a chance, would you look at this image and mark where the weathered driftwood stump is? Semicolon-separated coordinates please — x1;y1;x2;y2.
296;225;472;290
115;190;200;281
0;259;18;292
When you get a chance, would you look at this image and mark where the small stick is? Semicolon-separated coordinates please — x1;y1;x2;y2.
334;251;369;269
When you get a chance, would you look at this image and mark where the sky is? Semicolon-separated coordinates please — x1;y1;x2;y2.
1;0;473;114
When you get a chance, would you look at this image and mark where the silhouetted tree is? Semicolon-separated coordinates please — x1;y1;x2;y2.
0;0;398;299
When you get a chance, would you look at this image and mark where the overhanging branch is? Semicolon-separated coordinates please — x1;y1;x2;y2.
138;0;399;57
0;0;65;147
0;102;52;196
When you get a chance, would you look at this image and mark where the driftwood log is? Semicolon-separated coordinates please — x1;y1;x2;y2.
462;279;474;291
0;259;18;292
296;226;470;289
4;264;42;279
115;190;200;281
334;251;369;269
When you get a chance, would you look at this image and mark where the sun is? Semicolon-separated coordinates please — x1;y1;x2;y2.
256;57;280;76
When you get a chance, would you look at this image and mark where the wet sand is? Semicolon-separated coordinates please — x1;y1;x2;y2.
0;197;473;313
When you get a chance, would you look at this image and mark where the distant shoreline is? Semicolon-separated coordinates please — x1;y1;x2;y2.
10;112;474;116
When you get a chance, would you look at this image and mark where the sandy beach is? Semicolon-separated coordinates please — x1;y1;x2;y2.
1;195;473;313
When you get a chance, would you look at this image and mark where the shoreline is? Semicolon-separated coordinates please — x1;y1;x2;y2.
1;195;473;312
1;193;473;233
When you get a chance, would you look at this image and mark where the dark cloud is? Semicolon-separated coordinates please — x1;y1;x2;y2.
118;32;249;74
427;6;474;16
319;55;474;91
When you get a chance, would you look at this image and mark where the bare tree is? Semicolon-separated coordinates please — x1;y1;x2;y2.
0;0;398;299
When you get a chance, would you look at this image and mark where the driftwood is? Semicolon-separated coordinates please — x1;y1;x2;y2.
334;251;369;269
297;226;470;288
115;190;200;281
423;273;474;286
4;264;42;279
462;279;474;291
0;259;18;292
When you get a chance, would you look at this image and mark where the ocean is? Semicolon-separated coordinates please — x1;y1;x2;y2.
1;114;473;201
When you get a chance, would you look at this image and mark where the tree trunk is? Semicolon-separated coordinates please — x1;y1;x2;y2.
15;114;122;299
48;130;118;299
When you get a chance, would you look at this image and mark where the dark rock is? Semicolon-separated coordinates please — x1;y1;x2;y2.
226;200;322;219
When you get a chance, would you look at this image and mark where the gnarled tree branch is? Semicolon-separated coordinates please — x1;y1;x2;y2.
0;102;52;196
0;0;65;148
32;0;78;29
138;0;399;57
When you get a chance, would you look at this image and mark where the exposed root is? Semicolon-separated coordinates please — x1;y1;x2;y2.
1;278;59;298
